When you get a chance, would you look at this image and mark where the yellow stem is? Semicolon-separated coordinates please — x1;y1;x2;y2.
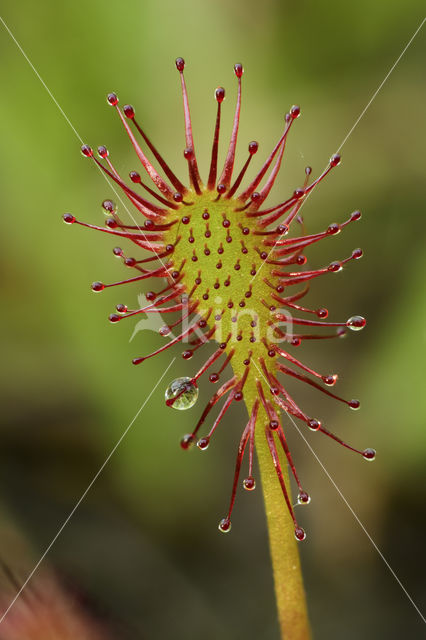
246;390;311;639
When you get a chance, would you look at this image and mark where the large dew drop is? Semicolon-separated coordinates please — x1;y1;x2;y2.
165;376;199;410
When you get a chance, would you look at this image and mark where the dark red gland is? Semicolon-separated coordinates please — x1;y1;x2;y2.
116;303;127;313
290;105;301;119
91;281;104;292
249;141;259;155
123;104;135;118
308;419;321;431
81;144;93;157
330;153;341;167
363;448;376;461
298;491;310;504
243;477;256;491
107;92;119;106
215;87;225;103
102;199;116;213
328;223;340;235
316;308;328;318
234;63;243;78
349;399;361;410
175;57;185;72
180;434;195;450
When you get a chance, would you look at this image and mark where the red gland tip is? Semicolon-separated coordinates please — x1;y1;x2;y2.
352;248;363;259
316;307;328;318
102;199;116;213
123;104;135;119
173;192;183;202
276;224;288;234
81;144;93;157
109;313;121;323
327;223;340;235
197;436;210;450
97;145;108;158
349;399;360;410
129;170;141;183
363;448;376;461
248;141;259;155
180;434;195;450
91;281;104;292
175;57;185;72
328;261;342;272
290;105;301;119
234;63;243;78
297;491;311;505
218;518;231;533
243;476;256;491
330;153;341;167
351;210;362;221
308;418;321;431
107;92;118;106
215;87;225;103
116;304;127;313
63;213;75;224
295;527;307;541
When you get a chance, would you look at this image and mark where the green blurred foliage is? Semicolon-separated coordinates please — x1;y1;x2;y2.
0;1;425;638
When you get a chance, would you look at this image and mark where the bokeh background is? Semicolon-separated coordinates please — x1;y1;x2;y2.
0;1;425;638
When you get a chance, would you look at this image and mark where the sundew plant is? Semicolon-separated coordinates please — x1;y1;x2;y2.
64;59;374;640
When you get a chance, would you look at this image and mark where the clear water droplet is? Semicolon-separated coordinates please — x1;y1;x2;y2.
165;377;198;410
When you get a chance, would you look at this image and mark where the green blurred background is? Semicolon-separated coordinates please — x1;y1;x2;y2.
0;1;425;638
